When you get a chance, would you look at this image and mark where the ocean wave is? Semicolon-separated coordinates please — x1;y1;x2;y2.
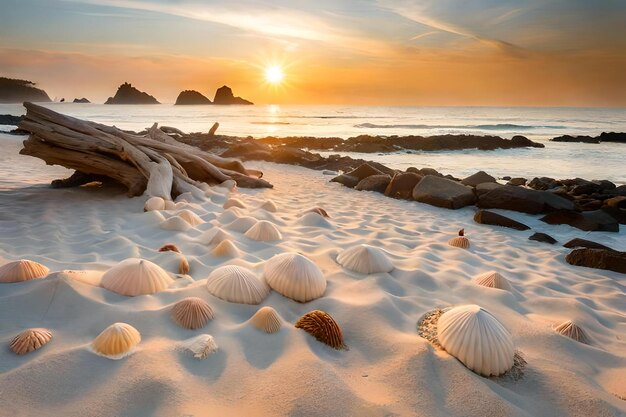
251;121;291;125
355;123;567;131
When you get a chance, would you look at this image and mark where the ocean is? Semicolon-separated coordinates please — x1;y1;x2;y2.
1;103;625;183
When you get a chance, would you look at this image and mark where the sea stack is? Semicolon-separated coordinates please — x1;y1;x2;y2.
72;98;91;103
104;82;159;104
0;77;51;103
175;90;212;105
213;85;253;105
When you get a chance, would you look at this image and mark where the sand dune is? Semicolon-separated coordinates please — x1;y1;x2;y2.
0;133;625;416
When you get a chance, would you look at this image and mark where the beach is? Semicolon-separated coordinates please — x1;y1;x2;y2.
1;128;625;417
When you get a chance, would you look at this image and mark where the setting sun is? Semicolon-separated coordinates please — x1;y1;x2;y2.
265;65;284;84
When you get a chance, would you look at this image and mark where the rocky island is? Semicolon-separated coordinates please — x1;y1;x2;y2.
104;82;159;104
0;77;51;103
73;97;91;103
175;90;212;105
213;85;253;105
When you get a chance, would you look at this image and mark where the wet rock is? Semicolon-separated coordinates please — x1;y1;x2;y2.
477;185;575;214
385;172;423;199
475;182;504;196
461;171;496;187
330;174;360;188
605;196;626;209
507;177;527;186
355;175;392;193
565;249;626;274
540;209;619;232
563;238;614;251
551;135;599;143
412;175;476;209
473;210;530;231
529;233;557;244
528;177;560;190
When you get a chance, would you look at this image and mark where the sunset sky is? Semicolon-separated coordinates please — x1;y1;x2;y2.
1;0;625;106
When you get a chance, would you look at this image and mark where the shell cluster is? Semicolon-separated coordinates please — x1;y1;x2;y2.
295;310;346;350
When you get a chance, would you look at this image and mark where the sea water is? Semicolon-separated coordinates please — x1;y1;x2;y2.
1;103;625;183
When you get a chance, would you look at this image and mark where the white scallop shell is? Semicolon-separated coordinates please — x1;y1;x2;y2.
473;271;512;291
297;212;333;228
177;209;204;226
448;236;470;249
336;244;394;274
181;334;218;359
101;258;174;296
10;328;52;355
225;216;258;233
437;305;514;377
91;322;141;359
223;198;246;209
0;259;50;283
206;265;270;304
211;240;241;258
249;306;282;333
160;215;192;232
554;320;590;344
144;196;165;212
264;252;326;302
259;200;277;212
244;220;282;241
171;297;214;329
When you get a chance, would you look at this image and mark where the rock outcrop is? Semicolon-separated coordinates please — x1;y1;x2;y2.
0;114;25;125
566;248;626;274
552;132;626;144
529;233;557;244
104;82;159;104
213;86;253;105
473;210;530;231
540;210;618;232
355;175;392;193
175;90;212;105
72;98;90;103
385;172;423;199
412;175;476;209
461;171;496;187
0;77;51;103
477;185;574;214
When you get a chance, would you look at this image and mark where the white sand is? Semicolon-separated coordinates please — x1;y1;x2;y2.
0;132;625;417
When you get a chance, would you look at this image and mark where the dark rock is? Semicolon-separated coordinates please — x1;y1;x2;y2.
72;97;90;103
616;185;626;196
528;177;560;190
344;164;384;181
60;98;65;102
529;233;557;244
598;132;626;143
213;85;253;105
418;168;441;177
604;196;626;209
175;90;212;105
551;135;599;143
507;177;527;186
0;114;24;125
406;167;420;174
572;182;602;196
271;146;319;165
565;249;626;274
593;180;616;191
502;176;512;181
540;209;618;232
331;174;360;188
461;171;496;187
560;177;591;187
412;175;476;209
104;82;159;104
478;185;575;214
0;77;51;103
511;135;545;148
355;175;392;193
258;136;342;150
601;206;626;225
385;172;423;199
473;210;530;231
475;182;504;196
578;200;603;211
563;238;614;251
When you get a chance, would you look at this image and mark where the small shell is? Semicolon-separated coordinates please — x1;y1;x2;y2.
101;258;174;296
473;271;512;291
144;196;165;212
159;243;181;253
223;198;246;209
211;240;241;258
0;259;50;283
91;322;141;359
295;310;346;350
224;216;258;233
171;297;214;329
10;328;52;355
249;306;282;333
160;215;192;232
179;257;190;275
181;334;218;359
177;209;204;226
244;220;282;241
259;200;277;212
448;236;470;249
206;265;270;305
554;320;590;344
336;244;394;274
204;228;233;246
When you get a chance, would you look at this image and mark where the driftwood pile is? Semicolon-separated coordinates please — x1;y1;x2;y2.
17;102;271;199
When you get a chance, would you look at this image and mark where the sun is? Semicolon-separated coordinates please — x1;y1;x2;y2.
265;65;284;85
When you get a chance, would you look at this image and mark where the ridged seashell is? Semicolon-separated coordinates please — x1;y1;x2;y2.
211;240;241;258
91;322;141;359
301;207;329;218
0;259;50;283
448;229;470;249
101;258;174;296
217;208;242;224
259;200;277;212
179;256;190;275
554;320;590;344
164;200;177;210
473;271;512;291
160;215;192;232
249;306;282;333
223;198;246;209
171;297;214;329
336;244;394;274
159;243;181;253
295;310;346;350
181;334;218;359
437;305;514;377
225;216;258;233
144;196;165;212
206;265;270;305
177;209;204;226
204;228;233;246
297;212;333;228
244;220;282;241
10;328;52;355
264;252;326;302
